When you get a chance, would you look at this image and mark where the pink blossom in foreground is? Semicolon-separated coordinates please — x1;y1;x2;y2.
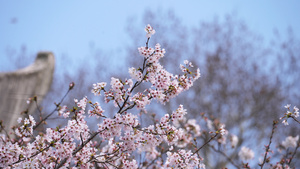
91;82;107;96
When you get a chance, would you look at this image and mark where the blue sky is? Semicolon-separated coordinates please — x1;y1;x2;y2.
1;0;300;71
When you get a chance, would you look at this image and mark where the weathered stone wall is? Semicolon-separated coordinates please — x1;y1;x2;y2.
0;52;55;134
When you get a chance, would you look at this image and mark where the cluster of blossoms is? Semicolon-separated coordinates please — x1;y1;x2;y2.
0;24;299;169
91;82;106;96
257;104;300;169
164;150;204;168
281;135;299;149
270;135;300;169
238;146;255;161
0;25;206;169
280;104;299;126
15;115;36;142
1;101;92;168
145;24;155;38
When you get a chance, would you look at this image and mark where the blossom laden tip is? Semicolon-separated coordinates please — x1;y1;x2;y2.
219;124;226;136
145;24;155;38
91;82;107;96
280;104;299;126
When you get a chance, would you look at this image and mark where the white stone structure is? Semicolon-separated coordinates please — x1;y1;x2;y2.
0;52;55;133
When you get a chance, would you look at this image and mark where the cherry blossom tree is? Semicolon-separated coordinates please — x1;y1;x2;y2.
1;24;299;169
125;10;300;168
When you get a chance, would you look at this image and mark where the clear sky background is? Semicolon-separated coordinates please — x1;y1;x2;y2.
1;0;300;71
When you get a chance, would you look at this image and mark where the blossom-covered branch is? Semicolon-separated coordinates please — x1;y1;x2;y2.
0;24;299;169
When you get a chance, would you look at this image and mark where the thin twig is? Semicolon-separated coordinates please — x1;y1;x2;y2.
259;120;278;169
192;133;218;156
210;145;240;169
34;88;71;130
291;116;300;124
288;139;300;165
34;96;42;116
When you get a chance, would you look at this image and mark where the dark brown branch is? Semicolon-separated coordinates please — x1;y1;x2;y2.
288;139;300;165
291;116;300;124
259;120;278;169
192;133;218;156
34;87;72;130
210;145;240;169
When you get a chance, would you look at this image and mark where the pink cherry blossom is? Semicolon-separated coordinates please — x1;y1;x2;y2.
1;24;299;169
145;24;155;38
239;146;255;161
282;135;299;149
